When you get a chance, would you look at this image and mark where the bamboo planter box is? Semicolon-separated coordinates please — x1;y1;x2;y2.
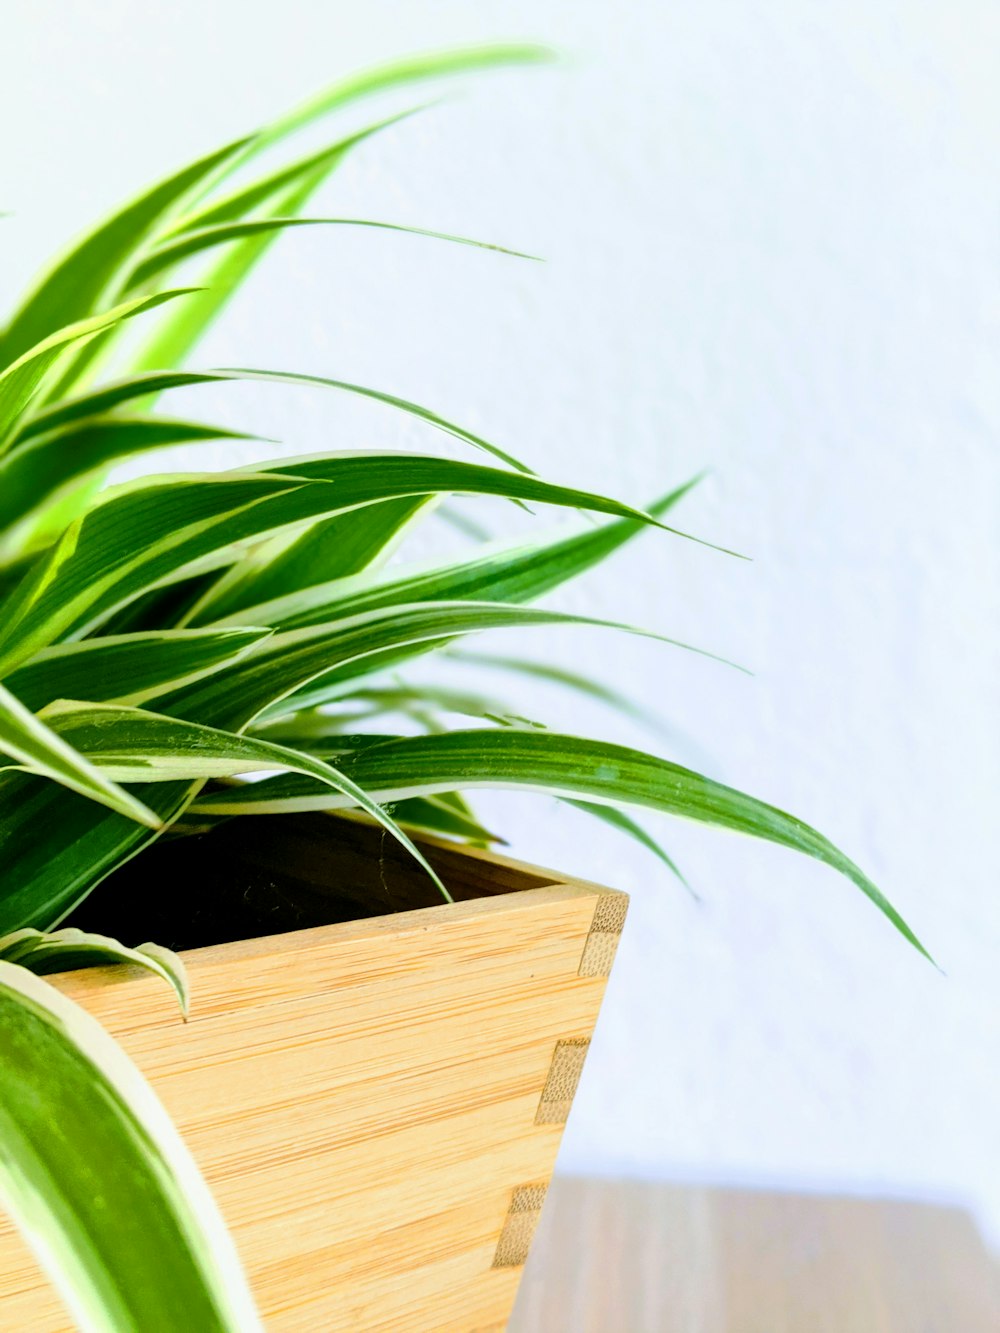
0;814;627;1332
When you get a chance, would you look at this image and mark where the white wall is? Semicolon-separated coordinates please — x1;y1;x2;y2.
4;1;998;1240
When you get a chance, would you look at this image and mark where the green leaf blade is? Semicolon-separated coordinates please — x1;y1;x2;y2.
188;496;433;626
9;372;231;443
0;454;667;673
0;775;190;934
244;45;555;159
0;928;189;1016
217;367;533;472
208;477;703;633
40;701;453;903
126;217;539;291
193;728;926;957
0;416;253;556
0;290;197;447
4;627;271;713
0;961;261;1332
0;682;160;829
0;138;251;373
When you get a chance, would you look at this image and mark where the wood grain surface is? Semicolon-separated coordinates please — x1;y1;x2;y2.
0;822;625;1332
510;1176;1000;1332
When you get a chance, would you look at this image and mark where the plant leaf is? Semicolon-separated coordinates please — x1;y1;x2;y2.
0;960;262;1331
128;113;427;373
219;367;533;472
5;627;271;712
0;454;668;673
188;497;434;625
0;682;159;828
171;107;428;236
193;728;926;957
0;928;188;1016
130;180;323;375
40;701;452;902
125;217;538;291
130;44;555;368
206;477;703;632
0;416;253;554
0;140;250;373
0;775;194;934
257;681;516;732
9;371;233;443
0;291;197;448
561;798;695;897
387;795;502;844
242;45;555;161
447;648;678;740
162;598;739;733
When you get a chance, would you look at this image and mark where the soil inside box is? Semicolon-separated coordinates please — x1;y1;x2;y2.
63;813;554;953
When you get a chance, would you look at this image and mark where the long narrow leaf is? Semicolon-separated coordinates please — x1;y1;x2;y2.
387;795;502;844
39;701;451;902
219;367;532;472
125;217;538;291
0;417;253;553
561;798;695;897
202;477;704;632
0;682;159;828
131;180;324;375
5;627;271;713
0;928;188;1015
0;775;195;934
171;107;428;236
0;140;249;373
192;728;926;956
243;45;555;161
10;371;232;442
448;648;679;741
257;682;516;732
162;598;742;733
0;291;196;447
0;961;261;1331
0;454;670;672
9;357;462;447
189;497;433;625
98;48;554;371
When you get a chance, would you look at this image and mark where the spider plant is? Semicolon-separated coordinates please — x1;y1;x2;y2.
0;45;924;1332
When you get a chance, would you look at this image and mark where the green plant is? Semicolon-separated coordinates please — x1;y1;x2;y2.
0;45;924;1331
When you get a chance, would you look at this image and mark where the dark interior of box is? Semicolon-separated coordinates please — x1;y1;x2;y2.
63;814;554;952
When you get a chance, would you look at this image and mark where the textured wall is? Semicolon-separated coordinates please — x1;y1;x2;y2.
4;2;998;1239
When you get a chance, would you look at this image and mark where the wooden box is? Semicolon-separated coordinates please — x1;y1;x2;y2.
0;815;627;1332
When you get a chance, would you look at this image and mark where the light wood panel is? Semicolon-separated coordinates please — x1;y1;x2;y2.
510;1176;1000;1332
0;821;625;1332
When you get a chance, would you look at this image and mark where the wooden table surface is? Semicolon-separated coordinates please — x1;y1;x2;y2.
508;1177;1000;1332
